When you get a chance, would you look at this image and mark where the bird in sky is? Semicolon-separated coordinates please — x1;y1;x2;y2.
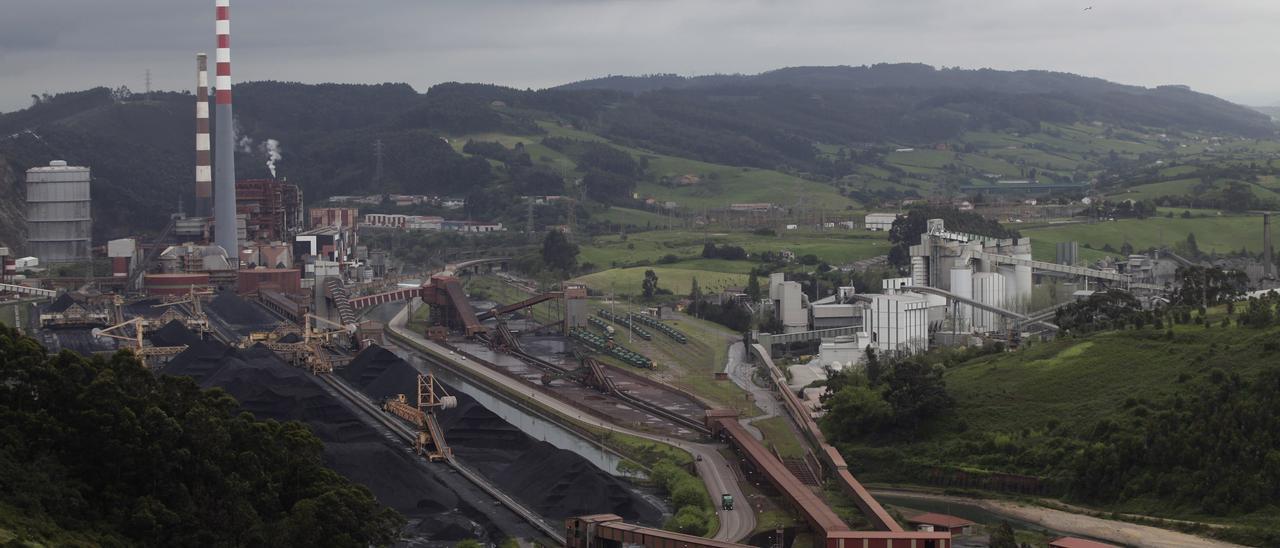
1083;5;1093;10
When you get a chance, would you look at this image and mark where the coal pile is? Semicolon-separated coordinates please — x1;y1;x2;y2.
149;320;205;347
163;338;486;542
495;441;663;522
339;345;422;403
276;332;302;343
207;291;276;333
342;345;663;525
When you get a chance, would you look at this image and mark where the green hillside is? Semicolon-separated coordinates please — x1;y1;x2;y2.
831;313;1280;545
1023;214;1269;261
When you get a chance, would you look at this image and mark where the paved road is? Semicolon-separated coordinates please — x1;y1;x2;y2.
723;341;781;441
386;307;757;542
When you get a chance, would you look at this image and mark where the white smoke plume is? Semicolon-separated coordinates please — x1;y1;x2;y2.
234;117;254;153
263;138;282;178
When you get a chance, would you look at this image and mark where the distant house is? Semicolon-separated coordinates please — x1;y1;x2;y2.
905;513;974;536
440;198;466;209
895;147;915;153
864;212;900;231
1048;537;1119;548
779;249;796;262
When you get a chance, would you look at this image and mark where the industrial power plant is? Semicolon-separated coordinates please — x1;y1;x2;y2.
1;2;1278;548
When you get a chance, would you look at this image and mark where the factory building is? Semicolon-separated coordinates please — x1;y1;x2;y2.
863;292;930;355
769;273;809;333
235;178;303;243
309;207;358;230
25;161;92;264
864;212;900;231
909;218;1033;312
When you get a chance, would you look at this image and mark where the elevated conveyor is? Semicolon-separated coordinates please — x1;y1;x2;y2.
475;291;561;321
969;250;1163;290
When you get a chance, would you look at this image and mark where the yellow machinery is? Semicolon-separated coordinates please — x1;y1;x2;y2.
254;314;356;373
91;317;190;368
383;374;457;461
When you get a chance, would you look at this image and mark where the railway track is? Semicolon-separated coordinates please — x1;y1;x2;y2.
484;337;710;436
316;373;566;545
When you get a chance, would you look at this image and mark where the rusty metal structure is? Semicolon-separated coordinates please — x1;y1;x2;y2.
91;317;190;368
383;374;456;461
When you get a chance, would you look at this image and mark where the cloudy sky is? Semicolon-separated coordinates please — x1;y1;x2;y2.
3;0;1279;112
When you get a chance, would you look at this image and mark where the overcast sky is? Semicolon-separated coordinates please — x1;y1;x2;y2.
3;0;1279;113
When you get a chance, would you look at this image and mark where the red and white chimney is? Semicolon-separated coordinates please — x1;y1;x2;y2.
195;53;212;218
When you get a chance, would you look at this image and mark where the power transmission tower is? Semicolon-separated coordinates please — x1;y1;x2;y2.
373;139;385;183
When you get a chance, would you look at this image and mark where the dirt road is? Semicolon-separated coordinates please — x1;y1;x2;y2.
870;489;1242;548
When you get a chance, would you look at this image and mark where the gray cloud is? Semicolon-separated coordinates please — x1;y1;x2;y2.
3;0;1279;112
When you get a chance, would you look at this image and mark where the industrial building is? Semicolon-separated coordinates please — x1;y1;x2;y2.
309;207;359;230
864;212;900;231
25;161;92;264
235;178;304;243
909;218;1033;313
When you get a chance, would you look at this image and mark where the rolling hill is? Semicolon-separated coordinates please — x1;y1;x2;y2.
0;64;1274;251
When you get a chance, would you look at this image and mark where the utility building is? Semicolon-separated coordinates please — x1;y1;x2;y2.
25;160;92;264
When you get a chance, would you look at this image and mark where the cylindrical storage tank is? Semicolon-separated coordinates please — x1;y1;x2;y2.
1015;251;1033;312
950;267;973;332
971;272;1006;332
144;273;212;297
25;161;92;264
911;256;929;287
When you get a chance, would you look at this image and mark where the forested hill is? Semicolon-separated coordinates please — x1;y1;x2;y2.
559;63;1273;139
0;64;1274;247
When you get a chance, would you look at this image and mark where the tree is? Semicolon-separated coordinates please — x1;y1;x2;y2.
689;277;703;317
642;269;659;299
541;229;579;272
0;323;403;546
745;273;762;302
864;345;883;386
880;358;953;429
989;521;1018;548
821;386;894;440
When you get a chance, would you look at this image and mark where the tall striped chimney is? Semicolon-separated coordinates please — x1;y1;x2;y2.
195;53;212;218
212;0;240;261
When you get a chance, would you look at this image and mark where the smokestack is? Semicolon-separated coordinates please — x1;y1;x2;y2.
212;0;239;262
1266;213;1274;279
195;53;212;218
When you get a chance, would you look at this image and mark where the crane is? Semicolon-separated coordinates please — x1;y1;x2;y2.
383;374;457;461
91;317;190;368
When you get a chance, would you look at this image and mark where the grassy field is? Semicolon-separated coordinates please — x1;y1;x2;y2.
579;228;889;270
753;416;807;458
452;121;857;211
592;206;672;229
1023;214;1269;260
572;267;748;297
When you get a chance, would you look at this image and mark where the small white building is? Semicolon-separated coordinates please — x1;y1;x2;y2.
864;212;900;231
